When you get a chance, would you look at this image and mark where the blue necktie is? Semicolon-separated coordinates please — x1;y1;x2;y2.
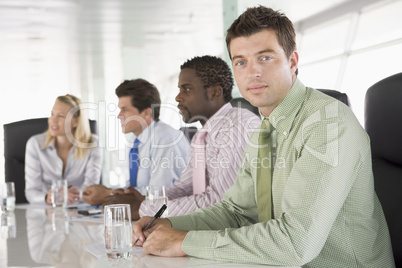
129;138;140;187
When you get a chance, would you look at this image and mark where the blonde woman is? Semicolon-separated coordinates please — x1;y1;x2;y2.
25;94;102;205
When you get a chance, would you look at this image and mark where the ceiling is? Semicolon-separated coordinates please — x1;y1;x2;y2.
0;0;356;181
0;0;351;88
0;0;353;123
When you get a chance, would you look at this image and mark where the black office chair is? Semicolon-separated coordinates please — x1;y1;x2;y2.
364;72;402;267
230;97;260;116
317;88;350;107
230;89;350;115
189;91;349;142
3;118;98;204
179;126;198;142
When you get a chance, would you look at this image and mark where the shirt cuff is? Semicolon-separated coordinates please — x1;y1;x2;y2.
169;216;217;259
182;230;217;260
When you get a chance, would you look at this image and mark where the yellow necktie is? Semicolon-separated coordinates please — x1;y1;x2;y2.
257;118;273;222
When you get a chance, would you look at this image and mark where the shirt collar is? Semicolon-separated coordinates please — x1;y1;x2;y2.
47;138;56;149
199;102;232;134
135;120;155;145
264;78;306;138
44;137;77;154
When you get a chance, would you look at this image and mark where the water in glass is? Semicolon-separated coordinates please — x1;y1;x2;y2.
104;204;132;259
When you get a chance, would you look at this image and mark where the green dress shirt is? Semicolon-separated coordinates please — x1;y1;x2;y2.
169;79;394;267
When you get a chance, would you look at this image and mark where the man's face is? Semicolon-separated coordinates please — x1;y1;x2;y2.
117;96;148;136
230;29;298;117
176;68;213;125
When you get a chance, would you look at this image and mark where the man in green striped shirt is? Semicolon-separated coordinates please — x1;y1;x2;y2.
133;6;395;267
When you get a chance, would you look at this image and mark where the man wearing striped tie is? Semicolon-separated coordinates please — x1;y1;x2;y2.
105;55;261;220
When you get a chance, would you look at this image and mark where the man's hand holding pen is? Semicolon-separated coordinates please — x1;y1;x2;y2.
132;216;171;245
132;215;188;257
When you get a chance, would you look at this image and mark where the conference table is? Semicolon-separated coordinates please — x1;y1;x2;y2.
0;204;299;268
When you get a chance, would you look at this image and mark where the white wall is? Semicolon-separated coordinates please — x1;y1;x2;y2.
296;0;402;126
1;0;401;185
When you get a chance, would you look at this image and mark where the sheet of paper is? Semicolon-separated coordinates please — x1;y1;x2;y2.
83;242;144;258
15;202;94;210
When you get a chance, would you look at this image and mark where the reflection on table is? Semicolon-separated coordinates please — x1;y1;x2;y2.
1;212;16;240
26;207;103;267
0;205;298;268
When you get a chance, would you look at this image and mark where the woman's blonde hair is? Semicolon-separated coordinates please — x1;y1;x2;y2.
44;94;95;158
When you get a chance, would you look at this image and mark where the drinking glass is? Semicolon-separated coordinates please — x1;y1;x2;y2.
104;204;132;259
51;180;67;208
145;185;168;217
1;211;16;239
1;182;15;212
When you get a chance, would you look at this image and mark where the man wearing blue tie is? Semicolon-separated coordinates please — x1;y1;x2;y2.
83;79;190;205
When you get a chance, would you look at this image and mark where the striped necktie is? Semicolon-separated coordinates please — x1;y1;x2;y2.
192;130;208;194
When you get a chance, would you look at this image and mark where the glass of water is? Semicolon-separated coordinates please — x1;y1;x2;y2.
104;204;132;259
145;185;168;217
1;182;15;212
51;180;67;208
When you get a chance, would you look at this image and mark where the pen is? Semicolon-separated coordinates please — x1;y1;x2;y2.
133;204;167;246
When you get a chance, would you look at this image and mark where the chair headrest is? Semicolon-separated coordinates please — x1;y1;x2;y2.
230;98;259;116
316;89;350;107
364;72;402;165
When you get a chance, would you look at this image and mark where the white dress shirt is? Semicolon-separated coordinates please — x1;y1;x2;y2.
121;120;190;194
25;133;103;203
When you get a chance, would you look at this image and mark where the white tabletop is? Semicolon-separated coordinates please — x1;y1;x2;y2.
0;204;298;268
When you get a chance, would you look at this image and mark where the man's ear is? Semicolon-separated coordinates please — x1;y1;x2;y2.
140;107;153;120
208;85;223;100
289;50;299;75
